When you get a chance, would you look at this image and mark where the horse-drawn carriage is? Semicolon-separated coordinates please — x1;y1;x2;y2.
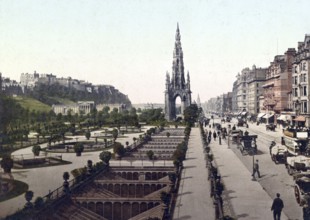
237;119;248;127
229;129;243;144
270;145;288;164
294;173;310;206
240;135;258;155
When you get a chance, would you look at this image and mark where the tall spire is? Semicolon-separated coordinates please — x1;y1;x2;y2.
176;23;180;42
172;23;185;89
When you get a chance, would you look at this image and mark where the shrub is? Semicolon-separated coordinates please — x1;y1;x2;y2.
1;155;14;173
74;143;84;156
99;151;112;165
113;142;125;158
146;150;154;160
32;145;41;156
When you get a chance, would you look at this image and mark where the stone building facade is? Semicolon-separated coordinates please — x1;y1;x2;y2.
246;65;267;116
236;68;250;112
292;35;310;126
262;48;296;115
231;80;238;113
52;101;95;115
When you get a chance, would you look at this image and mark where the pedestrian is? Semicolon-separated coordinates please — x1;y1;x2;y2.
252;159;261;178
271;193;284;220
208;135;211;143
213;131;217;140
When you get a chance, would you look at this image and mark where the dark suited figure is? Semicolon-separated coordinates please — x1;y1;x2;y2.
271;193;284;220
252;159;260;178
213;131;217;140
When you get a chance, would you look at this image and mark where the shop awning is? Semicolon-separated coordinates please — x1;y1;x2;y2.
294;116;306;122
257;113;266;118
277;115;292;121
263;113;274;119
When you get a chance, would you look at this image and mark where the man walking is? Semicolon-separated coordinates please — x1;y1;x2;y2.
213;131;217;140
252;159;260;178
271;193;284;220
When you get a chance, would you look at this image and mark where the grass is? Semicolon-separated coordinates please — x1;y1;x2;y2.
13;96;51;112
0;179;29;202
48;96;75;105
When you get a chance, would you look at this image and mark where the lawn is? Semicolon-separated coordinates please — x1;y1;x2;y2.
0;179;28;202
13;96;51;112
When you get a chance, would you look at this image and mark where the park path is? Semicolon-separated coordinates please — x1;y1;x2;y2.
173;127;215;220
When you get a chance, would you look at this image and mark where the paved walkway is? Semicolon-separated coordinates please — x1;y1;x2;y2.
209;127;289;220
173;127;215;220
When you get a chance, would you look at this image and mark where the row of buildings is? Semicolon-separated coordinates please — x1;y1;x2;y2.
205;34;310;127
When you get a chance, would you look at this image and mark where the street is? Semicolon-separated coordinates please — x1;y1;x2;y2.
213;116;303;220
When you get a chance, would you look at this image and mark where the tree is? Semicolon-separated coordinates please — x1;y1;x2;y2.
74;142;84;156
113;142;125;159
63;171;70;181
85;130;91;140
32;145;41;156
125;141;130;149
1;155;14;173
99;151;112;165
63;171;70;194
87;160;93;175
24;190;34;209
112;128;118;143
160;191;171;205
183;104;200;127
146;150;154;160
34;197;44;210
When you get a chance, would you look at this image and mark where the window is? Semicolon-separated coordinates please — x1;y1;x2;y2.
295;66;298;73
294;76;298;85
294;88;298;97
303;62;306;71
303;101;308;113
303;86;307;96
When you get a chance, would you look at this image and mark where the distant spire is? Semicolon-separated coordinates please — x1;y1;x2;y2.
197;94;201;107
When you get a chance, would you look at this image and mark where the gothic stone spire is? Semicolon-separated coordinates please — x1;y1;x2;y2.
172;24;185;89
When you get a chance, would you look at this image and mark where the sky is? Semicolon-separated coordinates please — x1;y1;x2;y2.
1;0;310;104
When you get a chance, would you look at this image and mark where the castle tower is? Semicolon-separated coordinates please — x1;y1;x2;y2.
165;24;192;121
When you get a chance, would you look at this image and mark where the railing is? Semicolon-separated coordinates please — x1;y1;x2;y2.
200;124;225;220
33;164;109;219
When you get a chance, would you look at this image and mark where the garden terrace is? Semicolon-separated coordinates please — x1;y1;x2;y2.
153;128;185;137
42;166;174;220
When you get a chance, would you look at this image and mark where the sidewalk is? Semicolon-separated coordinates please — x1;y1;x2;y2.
209;130;289;220
173;127;215;220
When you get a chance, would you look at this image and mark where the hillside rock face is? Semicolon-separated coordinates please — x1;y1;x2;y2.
23;83;131;107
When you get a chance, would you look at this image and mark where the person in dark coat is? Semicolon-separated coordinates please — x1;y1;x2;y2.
252;159;260;178
213;131;217;140
271;193;284;220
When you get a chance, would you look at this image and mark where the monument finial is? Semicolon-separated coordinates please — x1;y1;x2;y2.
175;23;180;41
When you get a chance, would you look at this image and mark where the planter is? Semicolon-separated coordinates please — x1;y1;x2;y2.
76;152;82;156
